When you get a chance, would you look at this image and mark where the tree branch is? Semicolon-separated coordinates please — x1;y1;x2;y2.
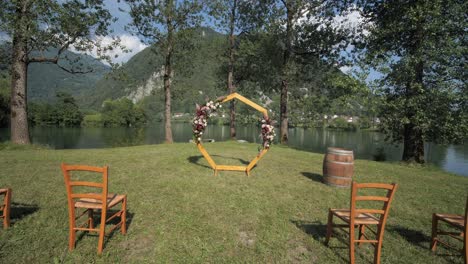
28;56;93;74
28;57;58;63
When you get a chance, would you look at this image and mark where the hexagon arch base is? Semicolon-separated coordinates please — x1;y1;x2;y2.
196;93;270;176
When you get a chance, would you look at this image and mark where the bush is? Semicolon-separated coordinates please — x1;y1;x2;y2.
82;114;103;127
328;117;357;131
101;98;147;127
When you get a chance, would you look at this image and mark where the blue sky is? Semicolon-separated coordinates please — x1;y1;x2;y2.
103;1;379;80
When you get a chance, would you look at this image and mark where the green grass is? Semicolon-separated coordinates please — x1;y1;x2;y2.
0;142;467;263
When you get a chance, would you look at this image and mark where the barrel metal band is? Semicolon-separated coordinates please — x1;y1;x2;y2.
325;160;354;165
325;175;352;180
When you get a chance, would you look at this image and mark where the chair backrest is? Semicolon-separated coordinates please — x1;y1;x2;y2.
349;182;398;229
465;196;468;235
61;163;109;211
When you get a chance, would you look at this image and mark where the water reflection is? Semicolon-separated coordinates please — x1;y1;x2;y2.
0;124;466;176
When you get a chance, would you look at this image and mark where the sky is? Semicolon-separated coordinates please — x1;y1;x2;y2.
103;1;371;74
96;0;149;64
1;1;380;81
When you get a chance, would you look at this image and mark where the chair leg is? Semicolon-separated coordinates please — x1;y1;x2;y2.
325;209;333;245
121;196;127;235
3;189;11;229
464;231;467;264
350;224;356;264
88;209;94;229
69;216;76;250
97;210;106;254
374;239;383;264
431;214;438;251
358;225;366;246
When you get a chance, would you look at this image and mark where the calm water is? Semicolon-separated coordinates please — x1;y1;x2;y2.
0;124;467;176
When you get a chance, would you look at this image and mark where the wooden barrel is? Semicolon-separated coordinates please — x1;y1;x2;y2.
323;147;354;187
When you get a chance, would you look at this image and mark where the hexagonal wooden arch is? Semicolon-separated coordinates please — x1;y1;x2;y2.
196;92;269;176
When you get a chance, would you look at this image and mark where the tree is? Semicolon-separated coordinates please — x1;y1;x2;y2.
101;98;146;127
126;0;203;143
28;92;83;126
207;0;242;139
0;0;121;144
0;76;10;127
355;0;467;163
232;1;351;140
207;0;267;139
55;92;83;126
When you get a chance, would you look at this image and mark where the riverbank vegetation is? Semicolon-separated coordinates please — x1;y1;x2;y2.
0;142;466;263
1;1;466;163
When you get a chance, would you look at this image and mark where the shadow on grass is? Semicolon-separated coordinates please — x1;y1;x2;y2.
187;156;211;169
75;210;135;248
387;225;430;250
389;225;465;260
10;202;39;225
292;219;350;262
188;155;251;168
301;172;324;184
291;219;327;241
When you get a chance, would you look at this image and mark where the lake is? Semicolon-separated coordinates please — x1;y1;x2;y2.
1;124;467;176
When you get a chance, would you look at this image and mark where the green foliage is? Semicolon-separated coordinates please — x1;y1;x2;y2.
29;93;83;126
0;42;109;106
355;0;467;161
101;98;146;127
81;114;103;127
0;0;123;65
328;117;358;131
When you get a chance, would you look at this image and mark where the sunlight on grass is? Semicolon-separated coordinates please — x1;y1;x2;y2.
0;142;466;263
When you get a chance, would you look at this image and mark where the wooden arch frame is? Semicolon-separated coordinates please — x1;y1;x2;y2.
196;93;269;176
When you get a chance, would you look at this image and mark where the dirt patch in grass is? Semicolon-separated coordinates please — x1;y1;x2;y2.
287;239;317;263
120;235;155;262
238;231;256;247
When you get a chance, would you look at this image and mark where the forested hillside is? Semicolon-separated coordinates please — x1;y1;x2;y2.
85;27;366;126
87;27;226;112
0;42;110;104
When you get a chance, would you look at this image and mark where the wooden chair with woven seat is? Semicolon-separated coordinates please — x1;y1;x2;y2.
61;163;127;254
325;182;398;264
0;188;12;229
431;196;467;264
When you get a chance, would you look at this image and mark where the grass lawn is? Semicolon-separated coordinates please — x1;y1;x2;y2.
0;141;467;263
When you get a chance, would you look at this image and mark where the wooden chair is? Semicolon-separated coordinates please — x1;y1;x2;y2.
0;188;12;229
61;163;127;254
431;197;467;264
325;182;398;264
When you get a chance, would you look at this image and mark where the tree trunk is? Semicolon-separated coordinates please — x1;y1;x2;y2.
227;0;237;139
10;1;30;144
163;6;174;143
402;22;425;163
402;123;425;163
280;2;294;144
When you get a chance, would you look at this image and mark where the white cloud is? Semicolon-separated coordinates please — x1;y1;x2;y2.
340;65;352;74
71;34;148;65
111;35;148;64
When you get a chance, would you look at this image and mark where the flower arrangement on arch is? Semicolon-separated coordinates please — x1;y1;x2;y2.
261;116;276;149
192;100;221;143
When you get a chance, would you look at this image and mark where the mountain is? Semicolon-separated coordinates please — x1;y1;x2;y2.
28;49;110;103
0;42;110;104
85;27;225;110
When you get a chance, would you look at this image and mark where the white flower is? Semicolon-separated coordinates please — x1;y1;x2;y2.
199;132;203;135
197;137;201;141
